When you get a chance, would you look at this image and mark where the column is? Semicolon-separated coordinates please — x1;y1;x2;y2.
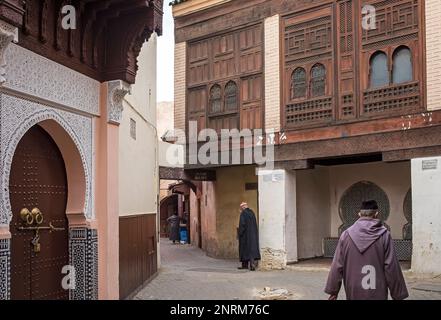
258;169;297;270
411;157;441;274
95;80;130;299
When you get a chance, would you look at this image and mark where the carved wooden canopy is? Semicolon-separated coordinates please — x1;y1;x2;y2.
0;0;163;84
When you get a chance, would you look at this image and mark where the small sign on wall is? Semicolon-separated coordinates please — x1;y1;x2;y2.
422;159;438;171
187;170;216;181
262;173;284;182
272;173;284;182
245;183;258;191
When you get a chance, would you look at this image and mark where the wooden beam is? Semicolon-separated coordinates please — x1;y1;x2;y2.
173;0;333;42
0;0;25;27
279;111;441;145
274;160;314;170
159;166;217;181
159;166;188;180
383;146;441;162
275;125;441;162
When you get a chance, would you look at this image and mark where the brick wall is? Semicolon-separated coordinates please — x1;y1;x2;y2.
264;15;281;132
174;42;187;133
426;0;441;111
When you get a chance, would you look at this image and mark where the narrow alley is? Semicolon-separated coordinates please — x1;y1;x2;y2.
134;239;441;300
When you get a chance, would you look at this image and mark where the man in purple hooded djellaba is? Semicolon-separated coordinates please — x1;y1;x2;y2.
325;200;409;300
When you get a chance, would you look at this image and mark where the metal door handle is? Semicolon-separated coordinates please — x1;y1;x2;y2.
19;207;44;225
31;208;44;225
20;208;33;225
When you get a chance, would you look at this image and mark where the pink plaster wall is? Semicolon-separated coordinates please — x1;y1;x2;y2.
95;83;120;300
202;182;218;256
189;182;218;254
189;167;258;259
189;190;199;248
0;226;11;240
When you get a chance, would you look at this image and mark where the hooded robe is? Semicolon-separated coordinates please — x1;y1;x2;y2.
167;214;180;241
325;217;408;300
238;208;261;262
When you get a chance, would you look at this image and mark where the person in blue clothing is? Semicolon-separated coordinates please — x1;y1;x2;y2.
180;213;188;244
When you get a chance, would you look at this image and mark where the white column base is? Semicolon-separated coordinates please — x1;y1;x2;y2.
411;157;441;274
258;169;297;270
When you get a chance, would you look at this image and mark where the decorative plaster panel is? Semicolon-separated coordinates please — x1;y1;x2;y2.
3;43;100;116
0;20;18;85
0;93;94;224
107;80;131;124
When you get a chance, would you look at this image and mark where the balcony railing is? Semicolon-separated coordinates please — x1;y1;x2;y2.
285;96;333;127
362;81;420;115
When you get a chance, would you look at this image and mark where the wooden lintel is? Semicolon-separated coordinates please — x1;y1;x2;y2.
274;160;314;170
383;146;441;162
159;166;188;180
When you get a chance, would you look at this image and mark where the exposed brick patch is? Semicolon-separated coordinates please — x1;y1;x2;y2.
264;15;281;132
174;42;187;133
426;0;441;111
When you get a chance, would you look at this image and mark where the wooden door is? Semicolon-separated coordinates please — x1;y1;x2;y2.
9;125;69;300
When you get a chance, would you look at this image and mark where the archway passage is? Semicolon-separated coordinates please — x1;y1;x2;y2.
160;194;179;238
9;125;69;300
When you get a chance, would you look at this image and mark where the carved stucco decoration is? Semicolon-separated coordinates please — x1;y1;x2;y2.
107;80;131;125
0;20;18;85
4;43;100;115
0;93;94;225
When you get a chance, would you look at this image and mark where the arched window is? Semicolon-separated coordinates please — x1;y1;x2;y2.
392;46;412;84
369;51;389;88
209;84;222;113
224;81;238;111
291;67;306;99
338;181;390;235
310;64;326;97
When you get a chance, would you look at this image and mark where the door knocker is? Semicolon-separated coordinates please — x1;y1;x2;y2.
31;208;44;225
17;207;63;254
20;208;33;225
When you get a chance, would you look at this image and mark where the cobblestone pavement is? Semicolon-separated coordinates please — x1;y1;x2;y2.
134;239;441;300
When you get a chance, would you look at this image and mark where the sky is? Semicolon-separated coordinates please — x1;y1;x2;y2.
157;4;174;103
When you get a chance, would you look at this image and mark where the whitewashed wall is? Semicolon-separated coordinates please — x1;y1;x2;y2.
411;157;441;274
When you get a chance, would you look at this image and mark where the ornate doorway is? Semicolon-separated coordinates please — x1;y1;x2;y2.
9;125;69;300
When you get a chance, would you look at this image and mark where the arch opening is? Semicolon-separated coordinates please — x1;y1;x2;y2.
2;112;90;228
38;120;88;226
